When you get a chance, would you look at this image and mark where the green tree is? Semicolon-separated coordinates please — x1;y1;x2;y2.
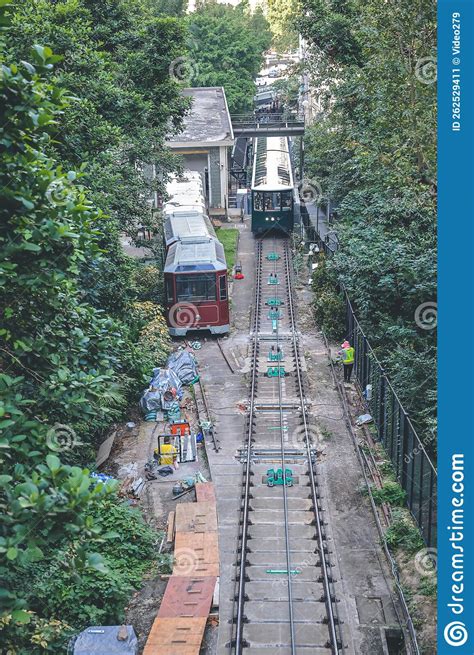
299;0;437;440
0;32;168;654
189;1;272;113
266;0;300;51
8;0;189;315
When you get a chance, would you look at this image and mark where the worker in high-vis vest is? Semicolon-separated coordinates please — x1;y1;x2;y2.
341;340;355;382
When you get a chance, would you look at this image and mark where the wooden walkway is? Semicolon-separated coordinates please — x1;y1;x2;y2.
143;482;219;655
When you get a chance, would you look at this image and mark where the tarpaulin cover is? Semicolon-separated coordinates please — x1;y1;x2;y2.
167;350;198;385
71;626;138;655
140;367;183;413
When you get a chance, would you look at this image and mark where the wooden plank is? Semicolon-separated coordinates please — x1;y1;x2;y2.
143;646;197;655
195;482;216;503
174;501;217;533
158;576;217;618
166;511;175;543
174;532;219;577
143;616;207;649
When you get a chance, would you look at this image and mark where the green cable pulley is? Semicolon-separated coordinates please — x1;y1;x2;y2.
268;347;283;361
266;298;282;307
267;309;282;320
266;366;286;377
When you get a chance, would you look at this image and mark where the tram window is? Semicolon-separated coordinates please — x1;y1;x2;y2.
263;192;281;211
219;275;227;300
254;192;264;211
166;277;174;304
176;274;216;301
282;191;292;210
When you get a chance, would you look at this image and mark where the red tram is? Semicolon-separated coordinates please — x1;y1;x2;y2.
164;238;230;336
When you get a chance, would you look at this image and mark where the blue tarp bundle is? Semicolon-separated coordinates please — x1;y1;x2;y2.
166;350;198;385
140;367;183;413
70;626;138;655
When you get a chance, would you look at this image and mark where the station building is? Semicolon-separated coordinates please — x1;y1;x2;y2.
166;87;234;218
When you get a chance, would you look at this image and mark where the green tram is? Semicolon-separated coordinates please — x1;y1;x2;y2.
250;136;295;236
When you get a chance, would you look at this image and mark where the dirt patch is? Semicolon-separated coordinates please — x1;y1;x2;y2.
396;551;437;654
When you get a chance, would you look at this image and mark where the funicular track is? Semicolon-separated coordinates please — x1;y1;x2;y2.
230;237;342;655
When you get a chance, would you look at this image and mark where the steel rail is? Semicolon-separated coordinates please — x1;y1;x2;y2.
217;337;235;373
234;240;263;653
283;241;341;654
234;237;341;654
272;238;297;655
195;376;220;452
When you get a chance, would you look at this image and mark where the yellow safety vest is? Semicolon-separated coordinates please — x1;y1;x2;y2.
343;347;355;364
156;444;177;465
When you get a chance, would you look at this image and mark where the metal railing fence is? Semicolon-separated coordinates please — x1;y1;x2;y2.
346;294;437;547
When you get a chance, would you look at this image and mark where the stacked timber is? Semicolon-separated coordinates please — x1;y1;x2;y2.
143;482;219;654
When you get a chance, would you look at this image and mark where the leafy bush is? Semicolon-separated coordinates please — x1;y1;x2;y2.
30;497;159;628
384;509;425;553
131;265;164;302
419;576;437;598
0;612;72;654
0;37;174;654
371;481;407;507
311;255;345;339
135;303;172;369
299;0;437;442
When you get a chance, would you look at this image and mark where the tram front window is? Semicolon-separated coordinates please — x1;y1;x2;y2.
254;192;264;211
176;274;216;301
282;191;292;210
263;192;282;210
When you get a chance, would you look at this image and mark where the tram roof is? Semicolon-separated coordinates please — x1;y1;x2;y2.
164;237;227;273
164;201;206;216
164;213;216;247
166;170;204;206
251;136;294;191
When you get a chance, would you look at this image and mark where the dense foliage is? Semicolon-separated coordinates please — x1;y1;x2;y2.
7;0;189;316
189;1;272;113
0;0;183;649
299;0;437;440
265;0;299;51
